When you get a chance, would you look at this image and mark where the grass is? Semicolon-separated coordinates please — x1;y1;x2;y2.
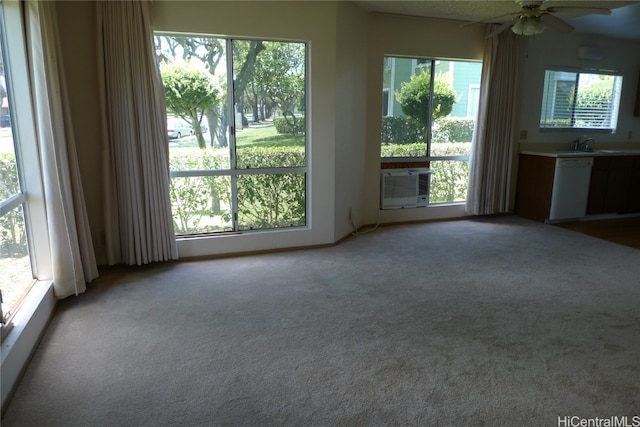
236;124;304;148
169;122;304;150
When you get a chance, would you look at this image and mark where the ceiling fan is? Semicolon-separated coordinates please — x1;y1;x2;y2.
465;1;612;37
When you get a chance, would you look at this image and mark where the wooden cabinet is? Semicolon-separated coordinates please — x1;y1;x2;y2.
587;156;640;215
628;156;640;212
515;154;556;222
517;154;640;222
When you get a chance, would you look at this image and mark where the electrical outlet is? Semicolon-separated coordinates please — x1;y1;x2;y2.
520;130;528;140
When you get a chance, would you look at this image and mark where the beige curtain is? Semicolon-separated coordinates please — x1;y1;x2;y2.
466;26;521;215
25;0;99;297
96;1;178;266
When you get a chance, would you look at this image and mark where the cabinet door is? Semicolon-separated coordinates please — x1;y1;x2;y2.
515;155;555;222
587;157;610;215
627;156;640;213
604;157;634;213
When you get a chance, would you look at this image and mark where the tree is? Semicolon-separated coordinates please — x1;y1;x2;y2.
254;42;305;135
396;71;457;131
161;62;220;149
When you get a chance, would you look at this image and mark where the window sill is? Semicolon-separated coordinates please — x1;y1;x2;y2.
1;280;56;413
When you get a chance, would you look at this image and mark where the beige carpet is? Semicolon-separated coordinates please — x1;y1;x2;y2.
2;215;639;426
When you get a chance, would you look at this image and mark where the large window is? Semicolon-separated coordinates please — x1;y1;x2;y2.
381;56;482;204
155;35;307;235
540;69;623;131
0;4;36;328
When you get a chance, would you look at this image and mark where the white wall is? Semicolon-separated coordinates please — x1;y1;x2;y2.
517;32;640;151
333;2;368;240
364;13;485;225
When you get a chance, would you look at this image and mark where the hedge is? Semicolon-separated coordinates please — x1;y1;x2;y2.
169;147;305;233
382;116;476;144
274;116;305;135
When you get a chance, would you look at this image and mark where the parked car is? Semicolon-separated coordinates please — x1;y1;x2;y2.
0;115;10;128
167;119;191;139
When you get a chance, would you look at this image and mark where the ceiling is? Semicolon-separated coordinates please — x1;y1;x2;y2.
352;0;640;41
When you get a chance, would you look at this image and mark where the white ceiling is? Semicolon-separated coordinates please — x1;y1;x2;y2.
352;0;640;41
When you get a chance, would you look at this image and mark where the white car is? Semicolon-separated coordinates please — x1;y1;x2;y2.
167;119;192;139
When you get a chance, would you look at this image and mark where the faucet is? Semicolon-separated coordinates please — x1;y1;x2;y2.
570;135;595;152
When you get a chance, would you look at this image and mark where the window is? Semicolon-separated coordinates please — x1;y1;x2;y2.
540;69;623;131
381;56;482;204
155;35;307;235
0;4;37;328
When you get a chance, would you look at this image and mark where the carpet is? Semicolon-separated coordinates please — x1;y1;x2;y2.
2;215;639;426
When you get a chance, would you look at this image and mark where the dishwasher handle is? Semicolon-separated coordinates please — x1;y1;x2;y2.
556;158;594;168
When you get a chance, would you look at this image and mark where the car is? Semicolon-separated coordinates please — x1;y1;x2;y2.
0;115;10;128
167;119;191;139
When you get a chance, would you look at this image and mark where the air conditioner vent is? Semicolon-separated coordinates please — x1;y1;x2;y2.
380;169;430;209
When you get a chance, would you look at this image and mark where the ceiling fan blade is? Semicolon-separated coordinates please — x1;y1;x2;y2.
545;7;611;16
486;21;514;38
540;13;574;32
461;11;520;27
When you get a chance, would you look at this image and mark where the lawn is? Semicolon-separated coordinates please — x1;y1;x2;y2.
169;121;304;150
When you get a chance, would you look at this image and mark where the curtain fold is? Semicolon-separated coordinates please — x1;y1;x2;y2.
466;26;521;216
25;0;99;298
96;1;178;266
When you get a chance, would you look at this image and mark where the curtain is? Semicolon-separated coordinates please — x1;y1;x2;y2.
466;26;521;215
96;1;178;266
24;1;99;298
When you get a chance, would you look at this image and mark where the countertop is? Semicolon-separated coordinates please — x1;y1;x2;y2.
520;149;640;158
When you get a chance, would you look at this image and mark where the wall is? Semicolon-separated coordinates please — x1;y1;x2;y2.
333;2;368;240
517;32;640;152
364;13;485;226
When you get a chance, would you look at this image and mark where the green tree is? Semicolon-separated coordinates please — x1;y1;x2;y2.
161;62;220;149
254;42;305;135
396;71;457;130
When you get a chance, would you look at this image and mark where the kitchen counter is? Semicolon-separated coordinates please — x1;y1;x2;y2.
520;149;640;158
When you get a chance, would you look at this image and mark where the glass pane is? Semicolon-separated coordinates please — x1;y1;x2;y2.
237;173;305;230
540;70;622;130
428;160;470;204
233;40;306;169
169;176;232;234
155;34;230;169
381;56;430;158
0;204;33;323
431;59;480;160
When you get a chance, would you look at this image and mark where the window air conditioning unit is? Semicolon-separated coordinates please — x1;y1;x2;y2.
380;168;431;209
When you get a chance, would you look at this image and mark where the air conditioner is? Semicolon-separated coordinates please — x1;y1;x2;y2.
380;168;431;209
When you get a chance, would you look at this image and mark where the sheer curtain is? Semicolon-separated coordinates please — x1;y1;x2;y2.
25;0;99;298
466;26;521;215
96;1;178;266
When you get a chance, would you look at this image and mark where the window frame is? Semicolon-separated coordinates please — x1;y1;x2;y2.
0;0;51;328
155;33;309;235
539;67;623;133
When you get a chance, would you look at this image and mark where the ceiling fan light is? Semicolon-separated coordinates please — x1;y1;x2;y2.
512;16;546;36
511;17;526;34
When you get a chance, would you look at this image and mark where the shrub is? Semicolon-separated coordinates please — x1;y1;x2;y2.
381;116;424;145
432;117;476;143
0;153;27;257
274;116;305;135
168;146;305;233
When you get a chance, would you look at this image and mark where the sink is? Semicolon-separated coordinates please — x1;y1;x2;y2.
594;149;621;154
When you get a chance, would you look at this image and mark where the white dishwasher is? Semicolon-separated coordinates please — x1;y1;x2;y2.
548;157;594;221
